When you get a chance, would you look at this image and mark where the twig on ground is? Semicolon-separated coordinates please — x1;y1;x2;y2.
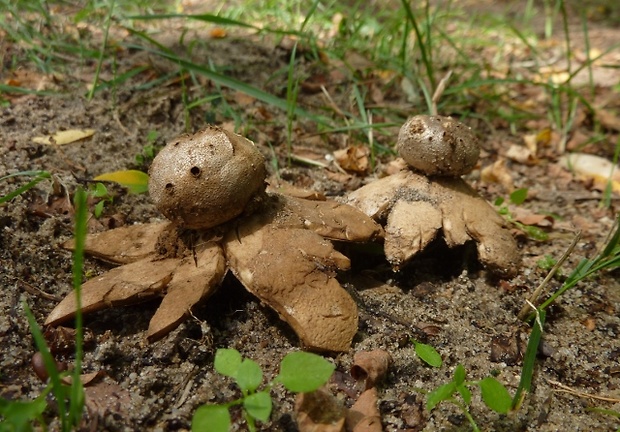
18;278;61;302
430;70;453;116
546;378;620;403
518;231;581;320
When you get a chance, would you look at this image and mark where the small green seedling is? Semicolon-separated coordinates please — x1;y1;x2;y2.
0;386;50;432
192;348;335;432
412;339;442;368
88;182;114;218
426;364;512;432
536;254;557;271
495;187;549;241
135;130;159;166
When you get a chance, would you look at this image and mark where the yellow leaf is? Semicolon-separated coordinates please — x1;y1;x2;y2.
560;153;620;192
32;129;96;145
94;170;149;194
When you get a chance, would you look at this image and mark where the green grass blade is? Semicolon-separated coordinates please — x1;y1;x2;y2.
0;171;51;204
0;84;59;97
512;309;546;409
123;40;332;126
538;215;620;312
127;13;259;29
91;65;150;93
126;13;303;38
401;0;435;89
68;187;88;426
599;214;620;260
87;0;116;100
23;303;68;429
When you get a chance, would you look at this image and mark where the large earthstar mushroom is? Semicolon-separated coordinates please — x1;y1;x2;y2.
46;125;383;352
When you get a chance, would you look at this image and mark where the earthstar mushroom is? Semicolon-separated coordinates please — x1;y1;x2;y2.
47;126;383;352
149;127;266;229
346;115;521;276
398;115;480;176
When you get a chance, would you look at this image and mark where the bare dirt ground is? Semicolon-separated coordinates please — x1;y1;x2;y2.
1;2;620;431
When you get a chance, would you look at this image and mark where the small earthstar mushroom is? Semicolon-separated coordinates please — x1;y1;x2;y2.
346;115;521;277
46;125;383;352
398;115;480;176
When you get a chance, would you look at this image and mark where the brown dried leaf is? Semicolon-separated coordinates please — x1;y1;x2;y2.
512;207;554;227
84;381;133;423
350;350;392;390
224;215;358;352
506;144;537;165
334;146;370;174
61;370;106;386
345;388;382;432
597;109;620;132
490;333;521;366
44;326;95;355
63;222;169;264
295;388;346;432
559;152;620;192
147;243;226;341
480;159;514;191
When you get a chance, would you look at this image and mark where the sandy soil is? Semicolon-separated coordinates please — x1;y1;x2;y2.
1;3;620;431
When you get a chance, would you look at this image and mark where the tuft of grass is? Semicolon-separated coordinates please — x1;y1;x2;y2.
512;213;620;409
1;187;88;430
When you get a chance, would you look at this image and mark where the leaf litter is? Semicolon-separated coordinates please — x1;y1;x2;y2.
1;3;620;430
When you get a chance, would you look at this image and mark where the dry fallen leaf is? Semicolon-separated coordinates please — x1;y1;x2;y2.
93;170;150;194
61;370;106;386
32;129;95;145
345;388;382;432
559;152;620;192
480;158;515;191
334;145;370;174
597;109;620;132
209;27;227;38
350;350;392;390
511;207;554;227
506;144;537;165
84;380;134;425
295;388;346;432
